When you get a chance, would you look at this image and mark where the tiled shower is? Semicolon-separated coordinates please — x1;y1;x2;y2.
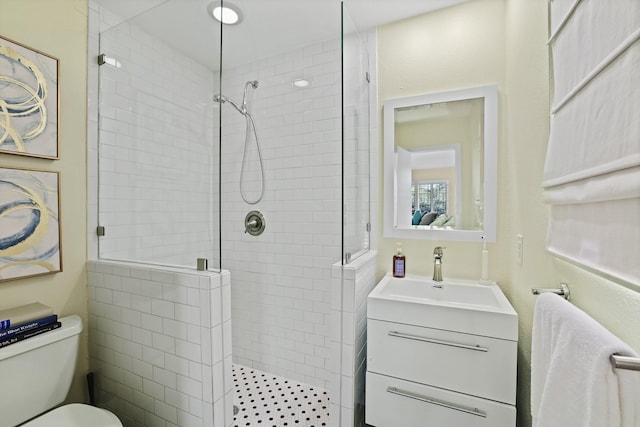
87;1;375;427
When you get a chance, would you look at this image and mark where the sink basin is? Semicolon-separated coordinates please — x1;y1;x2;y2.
368;273;518;340
377;276;503;308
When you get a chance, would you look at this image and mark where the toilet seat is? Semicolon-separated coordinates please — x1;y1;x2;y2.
22;403;122;427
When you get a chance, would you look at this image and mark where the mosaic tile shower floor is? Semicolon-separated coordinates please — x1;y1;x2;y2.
233;364;330;427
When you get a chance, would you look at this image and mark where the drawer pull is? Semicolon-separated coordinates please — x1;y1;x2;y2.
388;331;488;352
387;386;487;418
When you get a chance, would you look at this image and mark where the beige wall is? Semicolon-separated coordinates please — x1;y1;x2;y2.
377;0;507;281
378;1;640;426
396;116;470;150
505;0;640;424
0;0;89;404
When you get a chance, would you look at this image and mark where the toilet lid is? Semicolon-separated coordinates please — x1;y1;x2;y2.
22;403;122;427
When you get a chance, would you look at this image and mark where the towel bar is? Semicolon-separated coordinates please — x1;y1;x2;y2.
611;355;640;372
532;285;640;372
531;283;570;300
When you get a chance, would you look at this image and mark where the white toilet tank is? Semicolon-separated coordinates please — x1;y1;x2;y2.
0;315;82;427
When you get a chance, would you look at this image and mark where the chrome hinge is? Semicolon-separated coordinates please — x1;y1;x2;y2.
365;71;370;83
197;258;208;271
96;226;105;236
366;222;371;232
98;54;121;68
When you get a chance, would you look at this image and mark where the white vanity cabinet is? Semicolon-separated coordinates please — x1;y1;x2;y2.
365;274;518;427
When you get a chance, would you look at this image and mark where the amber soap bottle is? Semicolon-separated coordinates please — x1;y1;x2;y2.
393;243;405;278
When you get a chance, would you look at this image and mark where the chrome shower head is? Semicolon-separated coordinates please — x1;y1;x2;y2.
242;80;259;109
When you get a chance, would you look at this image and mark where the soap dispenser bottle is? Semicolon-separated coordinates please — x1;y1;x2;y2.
393;243;406;278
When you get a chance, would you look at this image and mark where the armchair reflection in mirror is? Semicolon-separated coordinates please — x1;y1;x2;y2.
383;85;497;242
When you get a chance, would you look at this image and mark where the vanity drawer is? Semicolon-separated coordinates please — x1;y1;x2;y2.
367;319;517;404
365;371;515;427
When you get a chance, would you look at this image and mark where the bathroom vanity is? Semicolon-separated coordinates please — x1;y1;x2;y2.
365;274;518;426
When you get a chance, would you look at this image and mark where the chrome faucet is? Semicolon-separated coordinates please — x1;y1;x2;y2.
433;246;444;285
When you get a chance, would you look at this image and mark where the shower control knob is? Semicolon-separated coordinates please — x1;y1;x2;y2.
244;211;265;236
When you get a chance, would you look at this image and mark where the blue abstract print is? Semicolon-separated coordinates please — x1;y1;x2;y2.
0;168;60;281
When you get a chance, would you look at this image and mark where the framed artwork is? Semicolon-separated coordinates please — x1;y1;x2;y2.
0;35;59;159
0;166;62;282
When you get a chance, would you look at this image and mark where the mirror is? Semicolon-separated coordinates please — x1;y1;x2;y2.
383;85;497;242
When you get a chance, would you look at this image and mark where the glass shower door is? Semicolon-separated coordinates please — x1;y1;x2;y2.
342;6;371;263
97;15;221;270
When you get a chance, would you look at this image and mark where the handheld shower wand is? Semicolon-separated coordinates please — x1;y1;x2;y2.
214;80;265;205
214;93;245;115
214;80;258;115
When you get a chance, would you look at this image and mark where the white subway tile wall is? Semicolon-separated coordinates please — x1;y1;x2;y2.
88;1;374;425
330;251;377;427
88;261;233;427
91;5;348;391
221;38;342;390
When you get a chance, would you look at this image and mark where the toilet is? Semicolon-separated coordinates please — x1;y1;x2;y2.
0;315;122;427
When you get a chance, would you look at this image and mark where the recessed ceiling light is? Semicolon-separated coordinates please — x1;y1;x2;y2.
208;2;242;25
293;78;311;88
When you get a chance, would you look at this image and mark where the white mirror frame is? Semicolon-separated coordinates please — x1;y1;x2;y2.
383;84;498;242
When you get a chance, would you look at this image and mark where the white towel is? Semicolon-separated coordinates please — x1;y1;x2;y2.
619;369;640;427
531;293;640;427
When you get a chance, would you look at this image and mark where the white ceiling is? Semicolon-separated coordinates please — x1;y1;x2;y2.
95;0;467;70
